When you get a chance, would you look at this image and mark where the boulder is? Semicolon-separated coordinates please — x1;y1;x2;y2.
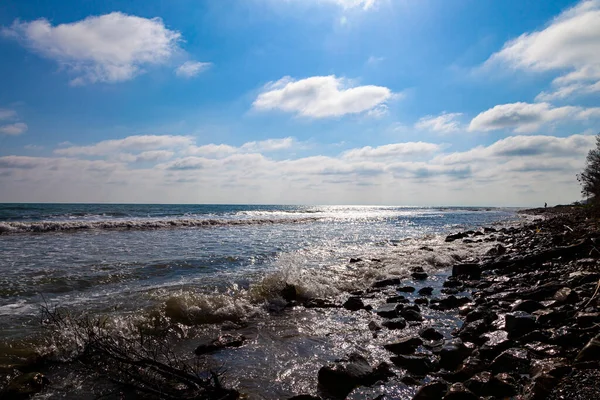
412;272;428;280
440;339;472;371
505;311;537;338
401;309;424;322
420;327;444;341
398;286;417;293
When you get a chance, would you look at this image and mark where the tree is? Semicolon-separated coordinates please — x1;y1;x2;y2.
578;133;600;202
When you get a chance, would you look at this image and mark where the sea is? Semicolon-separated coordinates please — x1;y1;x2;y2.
0;204;523;399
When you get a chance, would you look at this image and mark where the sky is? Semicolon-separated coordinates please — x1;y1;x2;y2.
0;0;599;206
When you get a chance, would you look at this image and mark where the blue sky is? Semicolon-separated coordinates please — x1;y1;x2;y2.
0;0;599;205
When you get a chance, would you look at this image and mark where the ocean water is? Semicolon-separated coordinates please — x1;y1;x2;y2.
0;204;521;398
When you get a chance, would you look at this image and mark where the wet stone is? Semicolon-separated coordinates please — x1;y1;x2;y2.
390;354;436;376
372;278;402;288
376;303;401;319
384;336;423;355
368;321;382;331
479;330;512;360
490;348;530;374
419;327;444;341
398;286;416;293
414;298;429;306
511;300;544;313
317;353;386;399
418;287;434;296
412;272;428;280
452;263;481;280
401;309;424;322
434;296;470;310
505;311;537;338
443;382;478;400
413;381;448;400
343;296;365;311
576;334;600;362
554;287;579;304
382;318;407;330
440;339;472;371
386;295;409;304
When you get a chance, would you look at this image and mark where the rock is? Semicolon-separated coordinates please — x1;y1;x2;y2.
524;342;561;358
368;321;382;331
281;284;298;302
486;373;518;398
349;258;363;263
304;299;340;308
386;295;409;304
486;244;506;256
457;319;489;343
433;296;470;310
530;358;571;380
384;336;423;355
401;375;422;386
464;371;491;395
511;300;544;313
420;327;444;341
382;318;407;330
443;383;478;400
414;298;429;306
446;232;468;243
390;354;436;376
401;309;424;322
398;286;416;293
343;296;365;311
4;372;50;399
576;312;600;327
412;272;428;280
376;303;401;319
418;287;434;296
452;263;481;280
413;381;448;400
195;334;246;355
553;287;579;304
288;396;321;400
317;353;385;399
372;278;402;288
576;334;600;362
490;348;530;374
479;330;513;360
440;340;472;371
443;279;463;288
505;311;537;338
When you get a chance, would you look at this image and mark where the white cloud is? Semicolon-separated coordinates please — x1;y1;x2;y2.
253;75;393;118
485;0;600;100
175;61;211;78
2;12;197;84
342;142;441;160
55;135;194;156
415;112;463;133
468;102;600;133
240;137;296;152
0;122;28;135
0;109;17;120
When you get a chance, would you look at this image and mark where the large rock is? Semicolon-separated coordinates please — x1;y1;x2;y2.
440;339;473;371
479;330;513;360
384;336;423;355
317;353;388;399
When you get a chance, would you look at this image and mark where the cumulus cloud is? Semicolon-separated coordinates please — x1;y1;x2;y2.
486;0;600;100
2;12;208;84
415;112;463;133
468;102;600;133
252;75;394;118
55;135;194;156
0;122;27;135
175;61;211;78
240;137;296;152
342;142;441;160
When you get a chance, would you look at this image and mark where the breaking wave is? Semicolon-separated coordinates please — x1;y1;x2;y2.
0;216;321;235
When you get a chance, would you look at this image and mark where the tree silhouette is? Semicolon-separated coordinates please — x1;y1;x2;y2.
578;133;600;202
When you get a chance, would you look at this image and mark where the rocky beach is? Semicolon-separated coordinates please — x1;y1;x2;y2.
280;205;600;399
